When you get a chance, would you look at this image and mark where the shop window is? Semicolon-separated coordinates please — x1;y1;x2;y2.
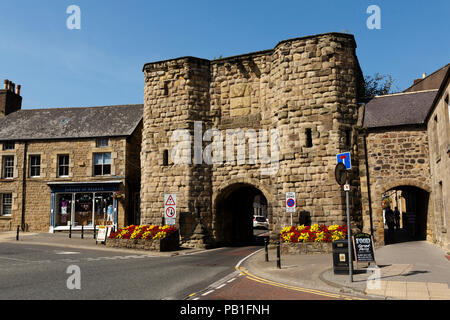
2;141;15;150
29;155;41;177
305;128;313;148
0;193;12;216
2;156;14;179
93;153;111;176
96;138;109;148
58;155;70;177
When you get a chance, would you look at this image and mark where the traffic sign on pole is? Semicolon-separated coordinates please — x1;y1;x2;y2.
164;194;176;225
336;152;351;170
286;192;296;213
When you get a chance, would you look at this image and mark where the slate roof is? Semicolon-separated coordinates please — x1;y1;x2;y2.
0;104;143;141
362;90;438;129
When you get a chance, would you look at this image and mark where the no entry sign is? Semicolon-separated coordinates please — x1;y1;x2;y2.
164;194;176;225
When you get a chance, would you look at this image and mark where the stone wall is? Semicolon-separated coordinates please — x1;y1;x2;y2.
427;79;450;250
141;32;365;246
358;127;432;244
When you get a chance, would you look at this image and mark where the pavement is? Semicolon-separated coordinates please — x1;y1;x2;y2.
241;237;450;300
1;229;450;300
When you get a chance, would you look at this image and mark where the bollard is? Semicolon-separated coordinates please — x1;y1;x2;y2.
69;223;72;239
264;238;269;262
93;224;96;240
81;225;84;239
276;241;281;269
16;225;20;241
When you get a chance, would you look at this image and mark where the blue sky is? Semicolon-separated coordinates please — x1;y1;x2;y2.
1;0;449;109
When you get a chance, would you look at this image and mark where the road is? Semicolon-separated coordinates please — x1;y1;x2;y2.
0;228;360;301
0;241;260;300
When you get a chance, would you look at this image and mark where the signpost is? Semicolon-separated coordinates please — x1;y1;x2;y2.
286;192;296;226
164;194;177;226
335;152;353;282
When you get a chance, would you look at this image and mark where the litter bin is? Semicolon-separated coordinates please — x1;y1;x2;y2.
332;239;353;274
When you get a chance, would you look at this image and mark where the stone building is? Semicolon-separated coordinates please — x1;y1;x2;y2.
425;66;450;250
0;79;143;232
358;64;450;249
140;32;365;246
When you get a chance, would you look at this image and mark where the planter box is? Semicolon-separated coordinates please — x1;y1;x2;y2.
280;242;333;255
106;231;180;252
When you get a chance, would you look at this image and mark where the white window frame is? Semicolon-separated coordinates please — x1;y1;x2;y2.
2;155;14;179
0;193;12;216
58;154;70;177
93;152;111;176
29;155;41;178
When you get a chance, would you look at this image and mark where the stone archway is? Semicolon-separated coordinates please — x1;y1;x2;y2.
212;180;272;246
377;180;431;244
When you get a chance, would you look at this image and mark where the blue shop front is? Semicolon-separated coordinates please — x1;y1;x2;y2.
47;181;121;232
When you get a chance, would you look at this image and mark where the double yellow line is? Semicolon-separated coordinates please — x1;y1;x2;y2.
236;266;366;300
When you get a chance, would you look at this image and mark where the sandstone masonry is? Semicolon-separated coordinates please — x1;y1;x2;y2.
141;33;365;246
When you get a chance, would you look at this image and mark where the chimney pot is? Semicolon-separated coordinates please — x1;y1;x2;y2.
11;82;15;93
3;79;8;89
16;84;21;95
422;73;427;79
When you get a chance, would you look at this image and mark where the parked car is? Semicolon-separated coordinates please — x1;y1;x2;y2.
253;216;269;229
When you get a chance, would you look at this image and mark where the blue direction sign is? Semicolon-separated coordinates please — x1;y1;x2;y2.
337;152;351;170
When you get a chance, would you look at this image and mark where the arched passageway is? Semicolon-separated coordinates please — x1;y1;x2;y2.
382;186;429;244
214;183;269;246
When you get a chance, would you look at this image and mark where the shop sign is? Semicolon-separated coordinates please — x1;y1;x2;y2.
352;233;376;263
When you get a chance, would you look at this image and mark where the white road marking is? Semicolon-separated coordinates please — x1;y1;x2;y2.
216;283;226;289
201;290;214;296
55;251;80;255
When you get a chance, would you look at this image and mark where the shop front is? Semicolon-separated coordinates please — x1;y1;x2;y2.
47;181;121;232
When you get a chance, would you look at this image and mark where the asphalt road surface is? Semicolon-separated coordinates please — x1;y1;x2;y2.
0;242;260;300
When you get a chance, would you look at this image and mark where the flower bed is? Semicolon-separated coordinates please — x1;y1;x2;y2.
281;224;347;243
280;224;348;255
106;225;179;252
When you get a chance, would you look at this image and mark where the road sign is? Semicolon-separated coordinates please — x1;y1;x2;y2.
286;192;296;213
165;206;176;218
337;152;351;170
164;194;176;225
335;162;348;186
343;184;350;191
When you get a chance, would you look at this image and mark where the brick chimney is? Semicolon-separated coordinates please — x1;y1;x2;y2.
0;79;22;117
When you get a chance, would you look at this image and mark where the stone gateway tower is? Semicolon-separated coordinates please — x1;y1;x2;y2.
141;32;364;247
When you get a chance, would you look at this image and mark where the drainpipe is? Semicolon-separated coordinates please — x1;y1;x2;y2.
362;131;374;237
21;141;28;231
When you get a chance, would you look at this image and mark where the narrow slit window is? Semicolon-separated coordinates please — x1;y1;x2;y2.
163;150;169;166
305;128;313;148
345;129;352;147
